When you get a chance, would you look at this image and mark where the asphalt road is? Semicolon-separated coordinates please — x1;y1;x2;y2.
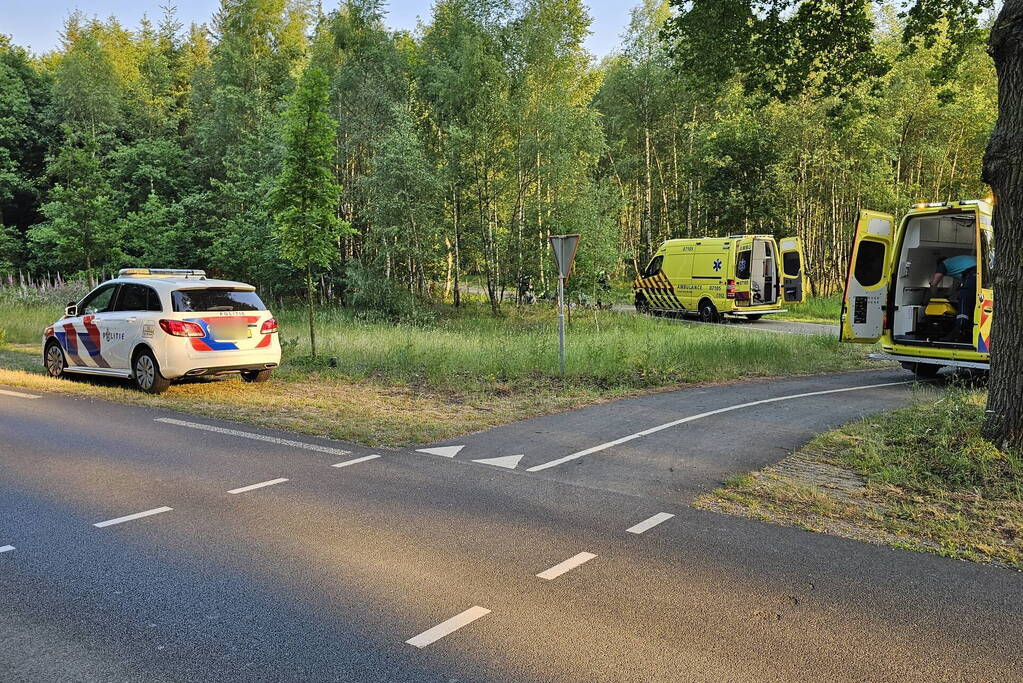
2;370;1021;681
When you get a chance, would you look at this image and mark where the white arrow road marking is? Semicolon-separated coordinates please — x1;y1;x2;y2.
0;545;15;553
0;389;39;399
94;507;173;528
332;454;381;468
155;418;352;457
526;380;914;472
415;445;464;458
471;454;524;469
536;552;596;580
406;606;491;649
228;478;288;495
627;512;675;534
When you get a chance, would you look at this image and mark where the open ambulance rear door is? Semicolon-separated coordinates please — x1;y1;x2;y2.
841;210;895;343
778;237;806;304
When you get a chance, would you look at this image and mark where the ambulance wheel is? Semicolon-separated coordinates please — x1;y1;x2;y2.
900;361;941;379
699;300;719;323
635;296;650;314
241;369;272;383
44;340;67;378
133;348;171;394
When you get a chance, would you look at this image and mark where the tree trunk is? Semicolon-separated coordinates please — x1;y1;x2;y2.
982;0;1023;449
306;265;316;359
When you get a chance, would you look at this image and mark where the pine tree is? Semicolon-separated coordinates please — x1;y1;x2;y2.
271;66;351;358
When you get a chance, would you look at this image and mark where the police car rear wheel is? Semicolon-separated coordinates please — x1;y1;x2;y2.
45;342;66;378
699;301;719;323
133;350;171;394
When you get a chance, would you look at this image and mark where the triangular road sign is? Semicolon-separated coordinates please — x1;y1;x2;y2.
472;454;524;470
549;234;580;280
415;445;464;458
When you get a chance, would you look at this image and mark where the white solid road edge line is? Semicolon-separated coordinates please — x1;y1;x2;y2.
0;389;40;399
526;380;914;472
154;418;352;457
94;506;173;528
536;552;597;580
627;512;675;535
406;606;491;649
0;545;15;553
332;454;381;468
228;478;289;495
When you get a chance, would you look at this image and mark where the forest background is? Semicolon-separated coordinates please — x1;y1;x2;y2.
0;0;998;313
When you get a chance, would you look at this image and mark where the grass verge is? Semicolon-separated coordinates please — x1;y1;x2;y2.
1;299;879;446
696;384;1023;569
775;294;841;323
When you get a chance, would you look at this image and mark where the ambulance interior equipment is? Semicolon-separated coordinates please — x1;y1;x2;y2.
891;213;975;346
749;239;778;306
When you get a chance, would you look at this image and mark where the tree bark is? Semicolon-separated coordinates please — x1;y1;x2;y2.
982;0;1023;449
306;264;316;359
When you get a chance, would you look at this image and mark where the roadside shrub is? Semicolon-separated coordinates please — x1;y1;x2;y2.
344;261;437;326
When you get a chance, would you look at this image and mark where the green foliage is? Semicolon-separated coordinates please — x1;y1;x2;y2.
661;0;990;101
28;130;120;282
0;0;1000;306
272;66;350;271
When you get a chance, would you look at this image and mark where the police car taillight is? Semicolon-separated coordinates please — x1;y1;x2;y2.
726;280;737;299
260;318;279;334
159;319;205;337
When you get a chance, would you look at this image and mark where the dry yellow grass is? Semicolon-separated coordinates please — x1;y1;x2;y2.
0;346;609;446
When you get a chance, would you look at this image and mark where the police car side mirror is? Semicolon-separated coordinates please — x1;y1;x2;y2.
65;302;78;317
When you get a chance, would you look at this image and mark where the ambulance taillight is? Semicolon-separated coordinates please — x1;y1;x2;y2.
726;280;737;299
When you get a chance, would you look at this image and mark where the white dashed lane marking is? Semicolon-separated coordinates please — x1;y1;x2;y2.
155;418;353;457
536;552;596;580
228;478;288;495
406;606;491;649
526;381;914;472
0;389;39;399
94;506;173;528
332;454;381;468
626;512;675;534
0;545;15;553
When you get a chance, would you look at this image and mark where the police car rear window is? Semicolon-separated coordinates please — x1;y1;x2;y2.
171;289;266;312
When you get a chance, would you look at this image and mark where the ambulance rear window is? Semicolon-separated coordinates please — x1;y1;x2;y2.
736;251;751;279
172;289;266;312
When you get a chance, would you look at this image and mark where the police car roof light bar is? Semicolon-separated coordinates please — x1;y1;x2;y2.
118;268;207;279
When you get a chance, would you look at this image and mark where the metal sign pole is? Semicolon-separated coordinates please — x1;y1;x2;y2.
557;275;566;376
548;234;579;379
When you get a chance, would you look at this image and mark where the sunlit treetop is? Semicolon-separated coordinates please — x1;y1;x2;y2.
661;0;995;101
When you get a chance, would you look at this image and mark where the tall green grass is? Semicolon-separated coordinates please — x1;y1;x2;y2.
275;303;869;391
779;294;841;322
1;292;872;391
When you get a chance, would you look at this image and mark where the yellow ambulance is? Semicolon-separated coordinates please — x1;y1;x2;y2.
840;200;994;377
633;235;806;321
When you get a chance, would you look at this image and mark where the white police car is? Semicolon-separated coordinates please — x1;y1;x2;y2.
43;269;281;394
